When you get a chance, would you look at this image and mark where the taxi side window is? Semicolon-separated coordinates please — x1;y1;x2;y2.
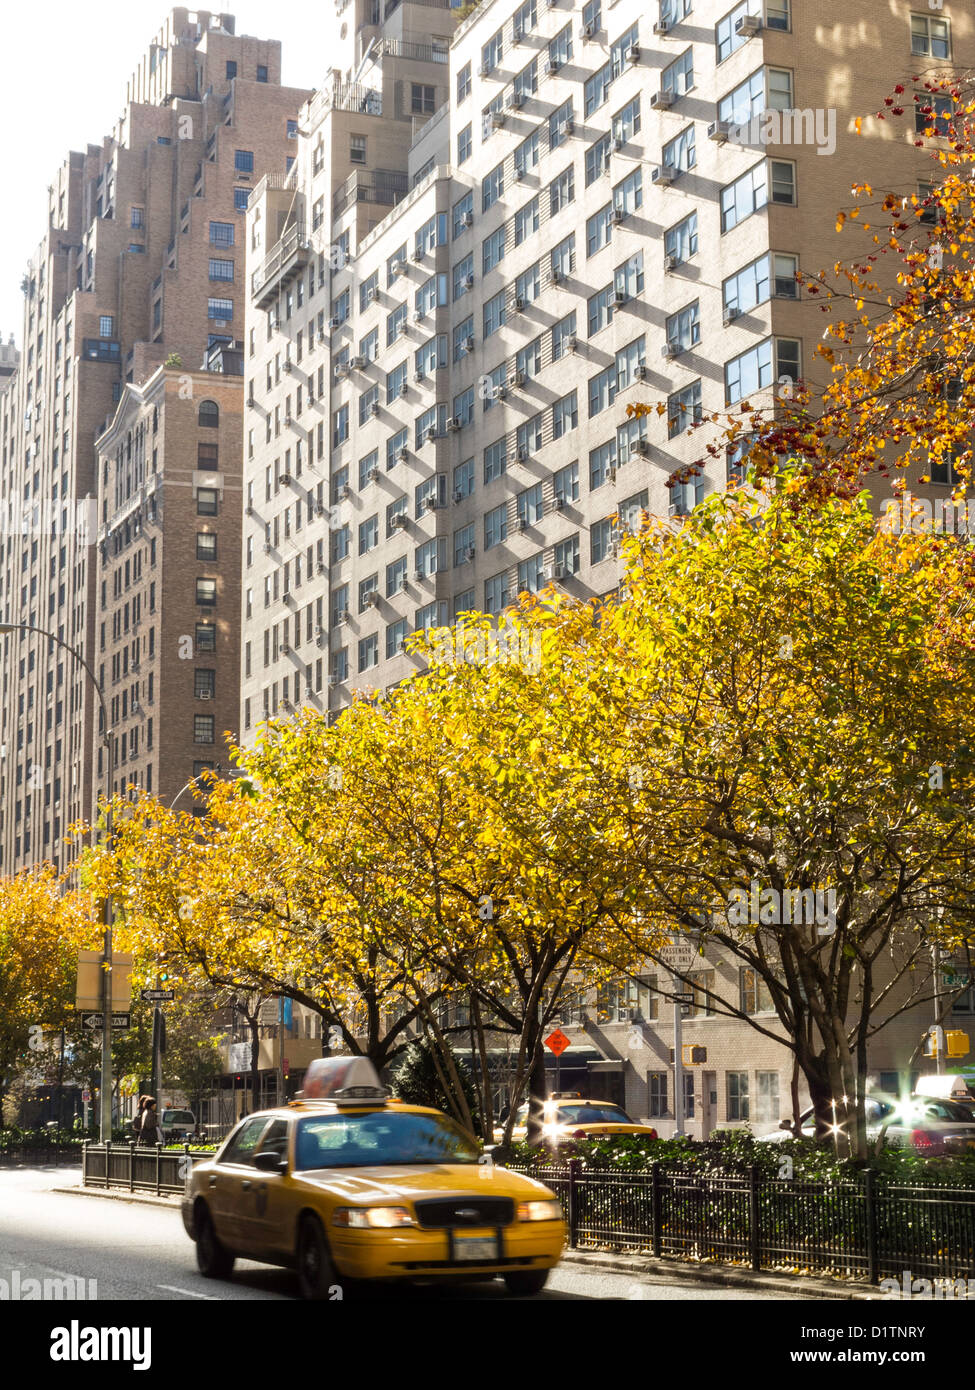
257;1119;289;1162
219;1117;270;1165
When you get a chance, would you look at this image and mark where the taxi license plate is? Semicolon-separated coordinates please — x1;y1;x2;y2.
453;1235;499;1262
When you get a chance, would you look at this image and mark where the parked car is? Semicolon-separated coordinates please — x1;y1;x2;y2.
879;1097;975;1155
757;1097;895;1143
182;1057;565;1298
511;1095;658;1145
160;1108;196;1144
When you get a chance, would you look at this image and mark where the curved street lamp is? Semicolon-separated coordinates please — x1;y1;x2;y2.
0;621;115;1141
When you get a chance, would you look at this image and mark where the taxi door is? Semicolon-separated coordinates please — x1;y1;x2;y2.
208;1116;272;1247
239;1118;291;1255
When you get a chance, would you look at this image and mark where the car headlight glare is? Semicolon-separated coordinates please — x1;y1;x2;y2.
517;1199;563;1222
332;1205;414;1229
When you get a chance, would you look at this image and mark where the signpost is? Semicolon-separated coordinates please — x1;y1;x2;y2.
659;937;699;1137
544;1028;571;1095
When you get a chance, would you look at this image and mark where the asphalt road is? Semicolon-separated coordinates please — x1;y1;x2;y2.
0;1166;796;1302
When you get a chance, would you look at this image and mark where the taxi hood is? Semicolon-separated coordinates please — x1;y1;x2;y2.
293;1163;553;1203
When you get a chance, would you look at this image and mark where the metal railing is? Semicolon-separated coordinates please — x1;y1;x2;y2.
82;1142;213;1195
251;221;310;299
377;38;449;63
508;1162;975;1283
0;1145;84;1168
333;170;409;220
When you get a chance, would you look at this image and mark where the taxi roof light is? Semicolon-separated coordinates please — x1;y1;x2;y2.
297;1056;389;1106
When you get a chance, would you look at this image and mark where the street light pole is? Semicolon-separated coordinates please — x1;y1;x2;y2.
0;621;114;1141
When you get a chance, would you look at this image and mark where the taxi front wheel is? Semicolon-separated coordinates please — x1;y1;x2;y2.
296;1215;339;1300
503;1269;550;1296
195;1207;235;1280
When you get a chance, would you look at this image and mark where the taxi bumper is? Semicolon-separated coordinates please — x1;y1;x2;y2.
330;1219;565;1281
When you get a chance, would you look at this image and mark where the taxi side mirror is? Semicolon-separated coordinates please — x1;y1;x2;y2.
253;1150;287;1173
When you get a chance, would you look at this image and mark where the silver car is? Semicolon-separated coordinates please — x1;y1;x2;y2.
757;1097;895;1143
879;1098;975;1155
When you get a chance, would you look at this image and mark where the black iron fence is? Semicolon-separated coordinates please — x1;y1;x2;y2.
509;1162;975;1284
0;1145;84;1168
82;1143;211;1196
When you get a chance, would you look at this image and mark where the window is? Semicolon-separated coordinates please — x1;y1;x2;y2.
454;458;475;498
591;517;614;563
661;49;694;99
552;234;575;279
911;13;950;60
916;95;954;138
518;554;546;594
483;291;506;339
586;204;613;258
457;123;472;164
196;533;217;562
740;968;774;1014
208;258;234;282
198;399;219;428
196;623;216;653
195;578;217;606
130;207;144;229
554;461;580;504
234;188;250;213
518;482;544;526
514;196;540;247
359;516;379;555
549;23;573;67
482;30;503;74
584;62;612;118
514;130;539;178
552;391;578;440
484;439;507;483
457;62;471;103
615;251;644;300
666;301;700;353
770;160;796;205
549;98;574;149
359;271;379;314
649;1073;668;1118
766;0;790;29
386;361;407;404
194;715;215;744
99;315;114;338
386;556;408;597
668;380;703;438
350;134;367;164
453;191;474;238
552;312;577;361
453;385;475;427
453;254;474;301
454;523;476;566
226;60;237;78
386;618;409;659
484;573;509;615
517;413;543;456
616;337;646;391
720;162;768;232
198;439;219;468
333;404;349;447
416;213;447;258
234;150;254;174
208;297;233;322
589;364;617;418
412;84;436;114
513;0;537;41
513;57;538;103
482;162;504;212
716;3;751;64
725;338;773;405
257;64;268;82
482;226;505;274
767;67;793;111
484;503;507;549
590;440;616;489
613;96;641;145
194;669;215;699
662;127;695;175
585;133;611;187
727;1072;749;1121
550;166;575;217
197;488;219;516
756;1073;780;1125
515;263;540;306
588;285;615;338
358;635;379;673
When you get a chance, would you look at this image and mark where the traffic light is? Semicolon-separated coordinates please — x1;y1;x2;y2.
946;1031;970;1058
158;953;170;984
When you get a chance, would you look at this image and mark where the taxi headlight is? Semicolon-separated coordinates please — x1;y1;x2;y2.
332;1205;415;1229
517;1199;563;1222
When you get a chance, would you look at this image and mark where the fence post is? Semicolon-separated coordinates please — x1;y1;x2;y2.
748;1164;761;1271
864;1167;878;1285
567;1158;580;1249
129;1141;136;1193
81;1140;87;1188
155;1141;162;1196
651;1163;663;1257
104;1140;111;1190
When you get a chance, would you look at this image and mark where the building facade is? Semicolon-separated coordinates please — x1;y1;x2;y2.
0;9;310;871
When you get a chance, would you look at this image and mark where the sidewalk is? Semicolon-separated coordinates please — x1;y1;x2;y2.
55;1181;878;1297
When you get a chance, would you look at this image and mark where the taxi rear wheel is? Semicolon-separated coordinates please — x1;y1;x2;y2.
503;1269;550;1296
296;1215;338;1300
195;1207;235;1280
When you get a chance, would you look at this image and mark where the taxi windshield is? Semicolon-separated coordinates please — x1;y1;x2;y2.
556;1103;633;1125
294;1110;481;1169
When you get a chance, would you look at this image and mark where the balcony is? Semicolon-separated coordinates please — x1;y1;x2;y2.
332;169;408;220
251;221;312;309
376;38;449;63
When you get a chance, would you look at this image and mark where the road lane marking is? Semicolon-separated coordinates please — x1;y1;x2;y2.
156;1285;219;1299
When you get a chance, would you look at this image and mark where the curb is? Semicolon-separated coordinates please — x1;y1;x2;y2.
561;1249;877;1299
51;1184;182;1209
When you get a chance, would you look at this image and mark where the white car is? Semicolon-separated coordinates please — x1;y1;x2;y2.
880;1097;975;1155
757;1097;894;1143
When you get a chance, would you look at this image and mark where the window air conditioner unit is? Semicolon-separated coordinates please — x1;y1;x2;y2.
344;250;353;265
508;92;524;110
567;333;578;352
365;591;379;607
350;355;366;369
396;638;407;653
494;383;508;400
491;111;506;129
510;368;526;387
318;330;327;343
563;118;574;136
661;342;678;359
612;206;627;223
651;89;673;109
281;643;291;655
315;503;326;516
669;501;688;517
329;316;340;329
447;416;462;431
664;253;678;272
514;167;525;183
412;248;424;263
247;394;255;407
581;21;595;39
516;517;528;532
246;504;255;515
453;488;465;503
198;688;213;699
367;288;378;304
651;166;674;186
334;363;349;379
367;466;381;482
425;426;437;442
464;336;475;353
633;438;650;457
327;676;338;689
610;136;623;153
341;483;353;498
723;306;741;325
263;542;272;554
545;58;560;75
551;268;564;285
652;19;670;35
512;295;525;312
283;359;293;373
391;513;408;528
735;14;761;37
281;471;292;484
708;120;731;143
463;210;474;227
613;288;627;307
414;310;426;323
392;259;407;277
317;562;327;575
414;369;426;383
370;402;380;417
397;446;409;462
515;445;528;462
414;569;426;581
635;364;647;381
465;546;476;561
552;495;565;511
478;62;490;77
464;274;475;289
608;467;618;482
284;414;293;426
424;495;440;510
627;44;640;63
337;609;351;623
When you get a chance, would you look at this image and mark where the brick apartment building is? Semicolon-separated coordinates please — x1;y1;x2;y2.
0;9;310;871
230;0;975;1129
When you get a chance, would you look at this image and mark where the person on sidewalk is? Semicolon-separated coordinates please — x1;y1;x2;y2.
138;1098;162;1146
131;1094;149;1141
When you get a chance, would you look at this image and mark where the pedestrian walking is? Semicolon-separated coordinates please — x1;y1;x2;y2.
131;1094;150;1140
138;1097;162;1145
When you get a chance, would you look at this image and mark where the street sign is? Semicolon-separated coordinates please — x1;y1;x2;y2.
658;938;698;974
76;950;134;1011
81;1089;90;1103
673;992;693;1004
80;1011;131;1031
544;1028;571;1057
140;989;175;1002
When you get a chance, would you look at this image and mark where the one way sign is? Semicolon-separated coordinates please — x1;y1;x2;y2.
80;1011;130;1031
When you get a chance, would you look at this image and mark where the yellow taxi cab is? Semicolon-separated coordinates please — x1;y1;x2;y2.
182;1058;565;1299
511;1093;659;1145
